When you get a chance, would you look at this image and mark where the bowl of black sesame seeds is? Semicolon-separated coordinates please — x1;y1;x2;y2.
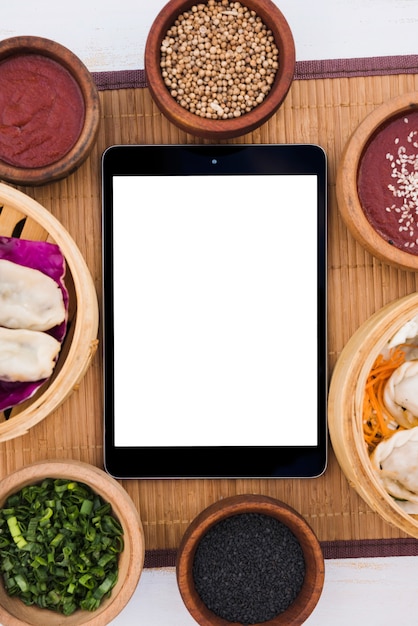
145;0;295;139
176;494;324;626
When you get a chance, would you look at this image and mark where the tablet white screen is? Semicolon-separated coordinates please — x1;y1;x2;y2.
112;174;318;447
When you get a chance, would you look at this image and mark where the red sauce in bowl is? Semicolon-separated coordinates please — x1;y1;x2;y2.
358;110;418;255
0;53;85;169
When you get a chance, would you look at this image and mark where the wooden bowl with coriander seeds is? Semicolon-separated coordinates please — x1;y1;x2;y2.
177;494;325;626
0;460;145;626
337;92;418;271
145;0;295;139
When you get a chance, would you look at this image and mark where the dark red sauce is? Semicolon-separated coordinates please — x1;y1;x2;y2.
0;53;85;168
358;110;418;255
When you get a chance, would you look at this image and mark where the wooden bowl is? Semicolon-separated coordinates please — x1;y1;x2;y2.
0;183;99;442
0;36;100;186
145;0;295;139
177;494;324;625
336;92;418;271
0;460;145;626
328;292;418;537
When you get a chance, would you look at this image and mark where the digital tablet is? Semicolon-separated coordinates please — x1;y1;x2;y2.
102;144;327;479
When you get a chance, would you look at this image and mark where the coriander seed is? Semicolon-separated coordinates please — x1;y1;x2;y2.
160;0;279;119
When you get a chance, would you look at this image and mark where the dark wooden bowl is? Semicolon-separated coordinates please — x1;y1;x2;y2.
0;36;100;186
337;92;418;271
145;0;295;139
177;494;324;625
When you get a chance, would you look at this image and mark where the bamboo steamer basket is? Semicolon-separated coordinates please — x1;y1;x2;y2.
0;183;99;441
328;292;418;537
0;460;145;625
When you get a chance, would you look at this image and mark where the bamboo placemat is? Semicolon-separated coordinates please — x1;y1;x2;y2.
1;71;418;551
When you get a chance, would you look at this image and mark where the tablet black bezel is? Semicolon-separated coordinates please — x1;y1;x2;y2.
102;144;327;479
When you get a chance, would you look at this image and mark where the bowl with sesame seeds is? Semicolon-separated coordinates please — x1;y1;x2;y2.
145;0;295;139
337;92;418;271
177;494;324;626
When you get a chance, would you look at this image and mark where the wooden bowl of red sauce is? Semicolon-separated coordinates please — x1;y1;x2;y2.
0;36;100;186
337;93;418;271
145;0;295;139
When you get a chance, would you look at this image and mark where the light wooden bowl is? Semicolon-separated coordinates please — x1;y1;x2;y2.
177;494;324;626
0;36;100;186
0;183;99;442
145;0;295;139
336;92;418;271
0;460;145;626
328;292;418;538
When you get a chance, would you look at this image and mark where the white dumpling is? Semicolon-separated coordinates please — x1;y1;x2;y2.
383;360;418;428
387;313;418;349
370;427;418;513
0;327;61;382
0;259;65;331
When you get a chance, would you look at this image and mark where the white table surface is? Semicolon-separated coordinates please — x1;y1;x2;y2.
2;1;418;624
111;557;418;625
2;0;418;72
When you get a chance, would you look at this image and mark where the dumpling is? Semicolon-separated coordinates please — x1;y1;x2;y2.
0;327;61;382
0;259;66;332
387;313;418;349
383;360;418;428
370;427;418;513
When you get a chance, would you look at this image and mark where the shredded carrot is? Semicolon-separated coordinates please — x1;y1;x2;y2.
363;346;406;453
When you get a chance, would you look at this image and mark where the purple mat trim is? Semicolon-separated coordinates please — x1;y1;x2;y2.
92;69;148;91
145;549;178;569
294;55;418;80
144;539;418;568
92;55;418;91
321;538;418;560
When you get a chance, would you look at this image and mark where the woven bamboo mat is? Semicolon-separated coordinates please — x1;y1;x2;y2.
1;72;418;551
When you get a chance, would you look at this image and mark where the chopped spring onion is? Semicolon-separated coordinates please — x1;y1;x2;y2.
0;478;123;615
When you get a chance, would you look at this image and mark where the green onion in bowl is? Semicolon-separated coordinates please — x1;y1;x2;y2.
0;460;145;626
0;479;123;615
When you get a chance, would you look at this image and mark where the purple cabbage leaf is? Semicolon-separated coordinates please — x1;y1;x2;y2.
0;236;69;412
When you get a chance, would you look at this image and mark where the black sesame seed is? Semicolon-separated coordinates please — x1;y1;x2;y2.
192;512;305;624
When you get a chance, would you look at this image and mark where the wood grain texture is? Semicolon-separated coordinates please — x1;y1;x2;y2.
2;72;418;552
